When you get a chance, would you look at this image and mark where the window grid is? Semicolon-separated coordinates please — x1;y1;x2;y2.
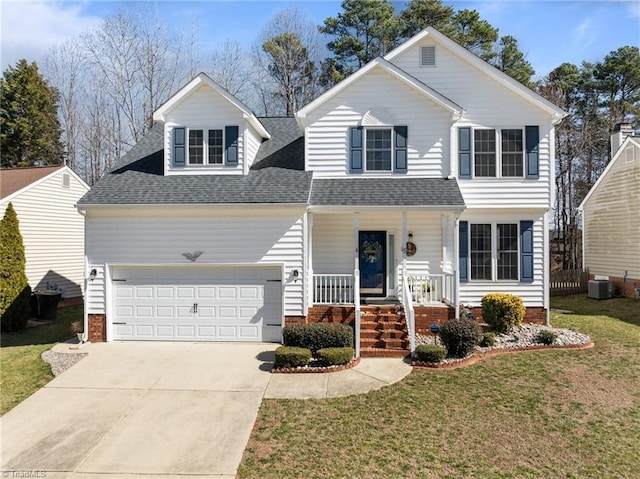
188;130;204;165
208;129;223;164
501;129;523;177
474;130;496;177
470;224;492;280
497;223;518;280
366;129;392;171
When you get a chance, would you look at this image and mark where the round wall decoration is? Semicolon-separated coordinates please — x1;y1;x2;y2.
405;241;417;257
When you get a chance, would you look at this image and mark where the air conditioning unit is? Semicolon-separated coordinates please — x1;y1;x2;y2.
588;280;613;300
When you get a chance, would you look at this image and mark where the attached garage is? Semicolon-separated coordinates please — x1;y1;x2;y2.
111;266;282;342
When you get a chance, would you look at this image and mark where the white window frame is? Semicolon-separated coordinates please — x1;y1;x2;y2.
364;127;394;173
468;222;520;282
182;127;225;167
472;128;525;179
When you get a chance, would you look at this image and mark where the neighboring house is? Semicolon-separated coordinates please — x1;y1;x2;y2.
579;125;639;297
1;165;90;299
78;27;565;354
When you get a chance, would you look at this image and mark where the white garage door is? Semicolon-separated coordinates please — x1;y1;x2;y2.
111;267;282;342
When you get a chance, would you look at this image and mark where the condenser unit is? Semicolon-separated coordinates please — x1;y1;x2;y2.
588;280;613;300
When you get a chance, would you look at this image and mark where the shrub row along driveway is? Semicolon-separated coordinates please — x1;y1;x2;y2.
1;342;277;478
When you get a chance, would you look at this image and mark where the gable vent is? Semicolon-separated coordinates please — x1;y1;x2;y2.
420;46;436;66
62;173;70;187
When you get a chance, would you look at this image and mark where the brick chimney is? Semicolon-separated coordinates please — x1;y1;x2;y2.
611;123;635;157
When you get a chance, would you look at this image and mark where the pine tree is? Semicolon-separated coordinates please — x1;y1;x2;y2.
491;35;535;88
0;59;64;168
0;203;32;332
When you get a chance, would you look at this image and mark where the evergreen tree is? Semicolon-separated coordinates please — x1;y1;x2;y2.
399;0;455;39
491;35;535;88
0;59;64;168
448;9;498;61
0;203;32;332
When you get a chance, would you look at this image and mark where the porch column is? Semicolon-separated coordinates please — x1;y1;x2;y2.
453;216;460;319
401;212;408;277
307;212;313;311
353;213;360;358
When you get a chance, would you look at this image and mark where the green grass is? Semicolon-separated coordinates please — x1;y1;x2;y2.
239;295;640;479
0;306;82;415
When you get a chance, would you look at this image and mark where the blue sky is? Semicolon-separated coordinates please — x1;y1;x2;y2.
1;0;639;79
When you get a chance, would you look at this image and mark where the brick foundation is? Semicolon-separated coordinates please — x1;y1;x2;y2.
88;314;106;342
589;274;640;298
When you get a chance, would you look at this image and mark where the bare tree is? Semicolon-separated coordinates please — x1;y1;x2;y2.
208;39;252;99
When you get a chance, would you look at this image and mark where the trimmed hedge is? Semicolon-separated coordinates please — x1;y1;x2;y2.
481;293;525;333
439;319;482;358
415;344;447;363
274;346;312;369
315;347;354;366
283;323;353;354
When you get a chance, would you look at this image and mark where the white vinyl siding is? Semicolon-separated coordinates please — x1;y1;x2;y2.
163;83;244;175
459;211;545;307
0;169;88;298
582;141;640;280
84;207;305;316
305;68;451;178
245;125;263;169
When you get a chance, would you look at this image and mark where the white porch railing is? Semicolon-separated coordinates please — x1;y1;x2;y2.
401;270;416;358
406;273;455;305
313;274;355;305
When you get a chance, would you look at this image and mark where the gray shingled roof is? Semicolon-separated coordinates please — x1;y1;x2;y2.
78;117;311;205
310;177;464;207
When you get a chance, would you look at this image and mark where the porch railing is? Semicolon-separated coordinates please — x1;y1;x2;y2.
406;273;455;305
401;270;416;358
313;274;355;304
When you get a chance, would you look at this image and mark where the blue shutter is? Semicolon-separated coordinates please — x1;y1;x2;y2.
349;126;363;173
520;220;534;283
394;125;407;173
459;127;472;179
525;126;539;178
459;221;469;283
173;127;185;166
225;125;239;166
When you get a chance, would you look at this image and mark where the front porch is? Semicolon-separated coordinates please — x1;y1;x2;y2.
304;209;460;357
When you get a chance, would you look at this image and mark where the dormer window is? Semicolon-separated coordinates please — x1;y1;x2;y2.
172;126;238;167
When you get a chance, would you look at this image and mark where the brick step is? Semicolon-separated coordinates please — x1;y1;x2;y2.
360;320;407;331
360;329;408;340
360;314;405;322
360;338;410;349
360;347;409;358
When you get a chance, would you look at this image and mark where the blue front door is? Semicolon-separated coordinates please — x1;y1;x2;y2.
359;231;386;297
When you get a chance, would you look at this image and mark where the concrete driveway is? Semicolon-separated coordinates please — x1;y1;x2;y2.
1;342;278;479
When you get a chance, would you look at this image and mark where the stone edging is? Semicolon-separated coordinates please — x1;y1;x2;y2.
413;341;595;369
271;356;361;374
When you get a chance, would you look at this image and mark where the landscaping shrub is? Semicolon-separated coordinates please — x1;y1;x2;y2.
315;347;354;366
283;323;353;354
274;346;312;369
480;332;496;348
481;293;525;333
415;344;447;363
1;203;32;332
439;319;482;358
536;329;558;345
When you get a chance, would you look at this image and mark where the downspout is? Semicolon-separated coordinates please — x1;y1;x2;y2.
78;207;89;344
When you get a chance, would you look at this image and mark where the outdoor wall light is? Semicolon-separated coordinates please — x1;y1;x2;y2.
292;269;299;281
89;269;97;281
182;251;203;262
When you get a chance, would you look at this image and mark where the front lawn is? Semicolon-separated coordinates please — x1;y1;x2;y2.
239;296;640;478
0;305;82;415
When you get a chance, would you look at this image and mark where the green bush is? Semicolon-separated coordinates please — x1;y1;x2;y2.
415;344;447;363
274;346;312;369
315;347;354;366
1;203;32;332
536;329;558;345
283;323;353;354
481;293;525;333
439;319;482;358
480;332;496;348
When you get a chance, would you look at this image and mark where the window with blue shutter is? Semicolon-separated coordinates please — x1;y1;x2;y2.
458;127;471;179
394;126;408;173
350;126;363;173
520;220;534;282
225;125;239;166
459;221;469;282
173;127;185;166
525;126;539;179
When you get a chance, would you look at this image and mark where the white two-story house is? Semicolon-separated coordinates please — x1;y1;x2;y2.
78;27;565;356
